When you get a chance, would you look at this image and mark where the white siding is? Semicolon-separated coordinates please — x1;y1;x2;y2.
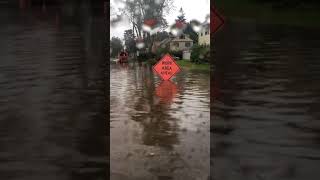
198;26;210;46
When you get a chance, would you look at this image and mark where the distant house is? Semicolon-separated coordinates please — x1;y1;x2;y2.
169;34;194;51
152;34;194;53
198;23;210;46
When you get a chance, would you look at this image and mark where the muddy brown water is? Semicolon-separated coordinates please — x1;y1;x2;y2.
0;5;107;180
110;62;210;180
212;19;320;180
4;4;319;180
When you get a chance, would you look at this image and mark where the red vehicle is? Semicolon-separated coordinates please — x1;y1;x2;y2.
118;51;128;63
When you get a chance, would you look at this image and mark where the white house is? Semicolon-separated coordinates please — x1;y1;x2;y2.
152;34;194;53
198;23;210;46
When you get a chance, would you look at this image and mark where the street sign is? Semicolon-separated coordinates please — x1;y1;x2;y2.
153;54;181;81
211;6;224;35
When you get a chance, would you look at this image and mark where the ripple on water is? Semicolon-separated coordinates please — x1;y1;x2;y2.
111;62;210;179
213;20;320;180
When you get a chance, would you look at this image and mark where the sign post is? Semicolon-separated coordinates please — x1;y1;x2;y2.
153;54;181;81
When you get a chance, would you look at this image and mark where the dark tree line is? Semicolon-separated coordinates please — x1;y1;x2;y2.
254;0;320;8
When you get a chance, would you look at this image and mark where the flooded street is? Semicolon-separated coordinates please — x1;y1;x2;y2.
212;20;320;180
110;62;210;180
0;4;106;180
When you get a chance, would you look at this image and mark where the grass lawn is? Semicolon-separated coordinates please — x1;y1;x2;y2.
176;60;210;72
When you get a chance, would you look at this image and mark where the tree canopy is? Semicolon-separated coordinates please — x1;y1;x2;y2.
124;29;136;54
121;0;174;39
110;37;123;57
176;7;186;23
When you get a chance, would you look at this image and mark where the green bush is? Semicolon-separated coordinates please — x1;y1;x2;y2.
155;47;168;60
137;51;154;61
148;58;158;65
154;48;183;60
155;48;183;61
169;50;183;60
191;44;210;64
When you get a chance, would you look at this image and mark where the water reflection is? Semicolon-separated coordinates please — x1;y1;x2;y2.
155;81;178;104
0;3;107;180
111;62;210;179
212;19;320;180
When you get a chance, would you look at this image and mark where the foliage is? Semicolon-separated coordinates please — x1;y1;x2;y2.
177;60;210;72
137;51;154;61
155;31;170;41
191;44;210;64
176;7;186;22
184;23;198;44
121;0;174;39
154;48;183;62
120;0;174;56
174;8;198;44
155;47;169;60
124;29;136;54
169;50;183;60
110;37;123;58
147;58;158;66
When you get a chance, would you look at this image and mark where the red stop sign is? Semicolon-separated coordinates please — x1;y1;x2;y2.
153;54;181;81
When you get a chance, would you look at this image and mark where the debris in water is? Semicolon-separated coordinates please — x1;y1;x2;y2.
147;152;155;157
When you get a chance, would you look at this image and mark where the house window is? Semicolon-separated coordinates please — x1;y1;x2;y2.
173;42;179;47
205;31;208;35
200;33;203;36
185;42;191;47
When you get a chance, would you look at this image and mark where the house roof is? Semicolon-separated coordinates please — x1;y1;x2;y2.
197;23;210;34
159;38;173;46
156;33;194;48
171;38;193;42
202;23;210;29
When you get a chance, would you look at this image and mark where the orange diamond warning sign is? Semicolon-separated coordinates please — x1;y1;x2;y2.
153;54;181;81
211;6;224;35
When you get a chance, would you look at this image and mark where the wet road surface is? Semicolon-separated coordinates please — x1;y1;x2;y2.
110;62;210;180
0;5;107;180
212;20;320;180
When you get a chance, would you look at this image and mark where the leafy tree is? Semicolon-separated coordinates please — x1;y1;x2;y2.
121;0;174;38
174;8;198;44
124;29;136;54
110;37;123;58
184;23;198;44
254;0;320;8
155;31;170;41
191;44;210;64
120;0;174;54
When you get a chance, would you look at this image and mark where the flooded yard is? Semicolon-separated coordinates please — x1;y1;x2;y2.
110;62;210;180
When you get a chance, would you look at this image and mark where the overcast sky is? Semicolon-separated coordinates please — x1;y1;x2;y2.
110;0;210;40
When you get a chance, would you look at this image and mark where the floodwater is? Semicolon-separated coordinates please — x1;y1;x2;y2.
0;4;107;180
212;19;320;180
110;62;210;180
